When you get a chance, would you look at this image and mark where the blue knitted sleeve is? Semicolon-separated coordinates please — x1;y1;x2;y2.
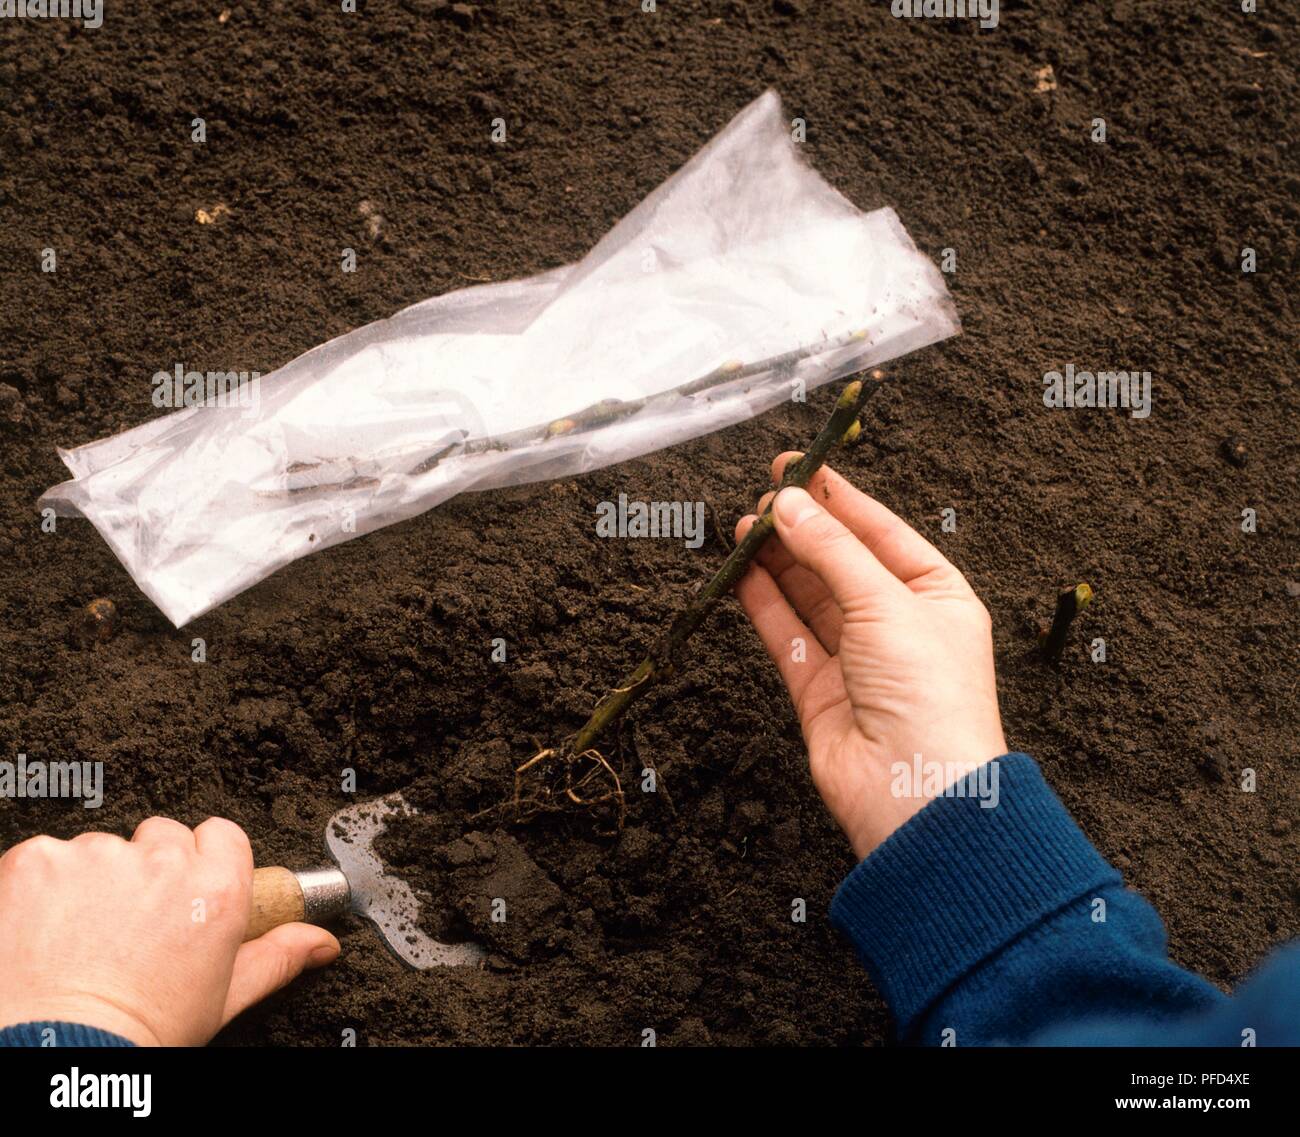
829;751;1261;1046
0;1020;136;1047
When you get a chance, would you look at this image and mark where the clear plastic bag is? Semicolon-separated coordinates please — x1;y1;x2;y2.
40;90;959;627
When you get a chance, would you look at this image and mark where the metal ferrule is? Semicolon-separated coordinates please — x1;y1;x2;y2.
294;866;351;924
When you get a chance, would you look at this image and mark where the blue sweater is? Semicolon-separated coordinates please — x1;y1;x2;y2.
1;752;1295;1047
830;752;1298;1045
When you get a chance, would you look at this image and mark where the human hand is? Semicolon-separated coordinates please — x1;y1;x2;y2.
0;817;339;1046
735;456;1006;858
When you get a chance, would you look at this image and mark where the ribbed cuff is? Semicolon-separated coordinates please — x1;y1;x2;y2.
0;1021;136;1047
830;752;1120;1038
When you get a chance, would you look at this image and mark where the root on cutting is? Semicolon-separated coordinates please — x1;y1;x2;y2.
511;744;626;835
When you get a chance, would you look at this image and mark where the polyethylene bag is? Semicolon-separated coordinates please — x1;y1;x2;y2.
41;90;959;627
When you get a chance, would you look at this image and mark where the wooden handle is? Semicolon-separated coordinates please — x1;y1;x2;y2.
247;866;305;941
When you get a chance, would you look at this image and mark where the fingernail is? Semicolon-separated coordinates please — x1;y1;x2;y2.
774;487;820;528
309;944;339;967
772;452;804;485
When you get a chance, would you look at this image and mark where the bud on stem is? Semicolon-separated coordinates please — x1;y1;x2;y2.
1039;582;1093;661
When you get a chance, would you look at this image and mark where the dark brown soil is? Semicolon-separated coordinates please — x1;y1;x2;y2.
1;2;1296;1046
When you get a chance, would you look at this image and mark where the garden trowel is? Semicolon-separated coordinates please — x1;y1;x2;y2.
246;792;484;969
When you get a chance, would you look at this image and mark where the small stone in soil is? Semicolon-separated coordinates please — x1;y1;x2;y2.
0;383;23;422
1219;435;1248;467
79;598;119;643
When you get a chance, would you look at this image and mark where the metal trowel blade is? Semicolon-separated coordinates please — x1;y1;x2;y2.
325;792;484;970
